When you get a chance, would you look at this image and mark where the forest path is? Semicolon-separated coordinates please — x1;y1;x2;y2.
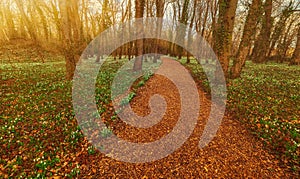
78;58;295;178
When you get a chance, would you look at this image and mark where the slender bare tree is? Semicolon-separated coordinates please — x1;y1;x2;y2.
290;24;300;65
133;0;145;71
230;0;262;79
251;0;273;63
154;0;165;63
15;0;38;41
175;0;190;60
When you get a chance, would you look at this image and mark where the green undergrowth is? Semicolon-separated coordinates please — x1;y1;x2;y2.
182;59;300;171
0;56;160;177
1;61;80;178
94;58;161;126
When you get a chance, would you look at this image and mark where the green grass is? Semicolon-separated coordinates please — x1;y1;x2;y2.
228;62;300;170
0;57;161;177
183;59;300;171
1;61;81;178
1;54;299;176
0;60;89;177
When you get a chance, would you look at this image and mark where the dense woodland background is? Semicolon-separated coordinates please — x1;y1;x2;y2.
0;0;299;79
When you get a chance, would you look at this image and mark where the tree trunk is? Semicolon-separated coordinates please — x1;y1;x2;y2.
3;2;17;40
201;2;210;38
51;1;62;41
34;0;49;41
267;4;292;57
230;0;262;79
187;0;197;63
154;0;165;63
175;0;190;60
133;0;145;71
128;42;132;61
251;0;273;63
279;20;296;61
58;0;83;80
15;0;37;41
290;25;300;65
209;0;219;46
59;0;75;80
213;0;238;77
127;0;133;61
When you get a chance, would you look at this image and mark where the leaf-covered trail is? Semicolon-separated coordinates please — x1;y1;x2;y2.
77;58;296;178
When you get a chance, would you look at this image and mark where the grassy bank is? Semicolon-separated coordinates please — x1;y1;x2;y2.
0;56;160;178
183;59;300;171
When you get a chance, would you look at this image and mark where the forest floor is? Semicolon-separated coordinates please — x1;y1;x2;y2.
0;41;299;178
77;58;297;178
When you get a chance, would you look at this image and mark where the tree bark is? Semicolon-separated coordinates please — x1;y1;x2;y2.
154;0;165;63
15;0;37;41
34;0;49;41
290;25;300;65
58;0;83;80
3;2;17;40
213;0;238;77
201;1;210;38
267;4;293;57
175;0;190;60
230;0;262;79
133;0;145;71
251;0;273;63
187;0;197;63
